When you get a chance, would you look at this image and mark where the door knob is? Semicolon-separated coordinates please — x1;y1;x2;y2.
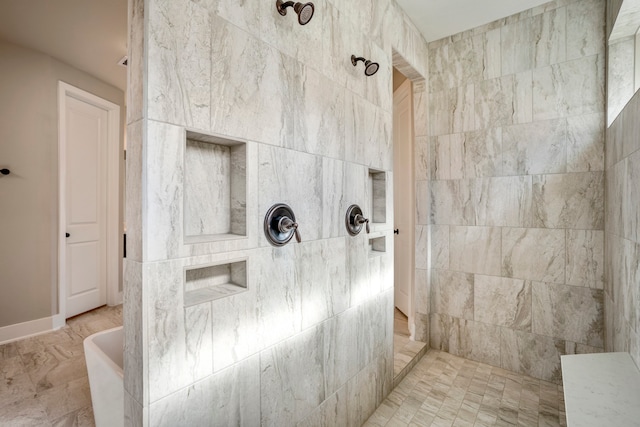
66;233;70;238
394;229;399;234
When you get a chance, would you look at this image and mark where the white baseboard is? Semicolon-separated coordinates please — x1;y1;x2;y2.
0;316;63;345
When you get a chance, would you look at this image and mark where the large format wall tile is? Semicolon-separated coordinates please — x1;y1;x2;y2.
532;6;566;68
430;225;450;269
474;275;532;331
147;0;211;129
462;128;502;178
474;75;516;129
296;238;349;330
532;54;604;121
449;226;501;276
502;228;565;283
567;113;605;172
532;282;604;347
146;261;213;403
501;18;533;75
566;230;604;289
502;119;567;175
430;314;501;367
258;145;323;243
209;15;297;147
291;67;345;159
472;176;533;227
260;325;326;426
431;269;474;320
149;355;260;427
532;172;604;229
500;329;563;383
566;0;605;61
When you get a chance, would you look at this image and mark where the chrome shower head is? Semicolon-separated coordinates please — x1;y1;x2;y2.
276;1;315;25
351;55;379;77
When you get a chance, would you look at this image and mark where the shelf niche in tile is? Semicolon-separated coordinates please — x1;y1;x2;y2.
369;169;387;224
369;236;386;256
184;260;247;307
184;130;247;243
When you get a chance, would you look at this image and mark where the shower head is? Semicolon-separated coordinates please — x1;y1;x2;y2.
276;1;315;25
351;55;379;77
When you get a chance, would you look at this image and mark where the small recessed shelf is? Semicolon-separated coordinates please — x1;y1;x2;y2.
369;236;386;256
184;130;247;244
369;169;386;224
184;260;247;306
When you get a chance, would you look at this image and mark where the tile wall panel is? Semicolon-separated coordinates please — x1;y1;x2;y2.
125;0;429;423
426;0;605;383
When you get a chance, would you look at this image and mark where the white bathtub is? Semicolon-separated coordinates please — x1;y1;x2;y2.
84;326;124;427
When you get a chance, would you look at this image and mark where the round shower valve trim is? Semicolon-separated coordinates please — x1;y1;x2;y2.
345;204;370;236
264;203;302;246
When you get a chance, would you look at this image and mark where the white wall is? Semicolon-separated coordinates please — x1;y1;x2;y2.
0;39;125;330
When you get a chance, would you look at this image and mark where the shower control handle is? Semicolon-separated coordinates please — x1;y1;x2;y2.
264;203;301;246
345;204;370;236
354;214;370;234
278;216;301;243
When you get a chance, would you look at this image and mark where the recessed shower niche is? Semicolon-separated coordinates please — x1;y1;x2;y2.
368;169;387;224
184;130;247;243
369;236;386;256
184;260;247;306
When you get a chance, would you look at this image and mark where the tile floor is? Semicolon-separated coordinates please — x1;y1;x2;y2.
0;305;122;426
366;350;567;427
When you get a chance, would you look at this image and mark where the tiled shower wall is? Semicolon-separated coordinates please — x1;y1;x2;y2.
124;0;428;425
604;0;640;368
424;0;606;383
605;88;640;370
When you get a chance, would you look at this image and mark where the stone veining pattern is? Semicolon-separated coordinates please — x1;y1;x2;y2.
125;0;429;425
425;0;606;383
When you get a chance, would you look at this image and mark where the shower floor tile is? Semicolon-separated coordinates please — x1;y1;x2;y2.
366;350;567;427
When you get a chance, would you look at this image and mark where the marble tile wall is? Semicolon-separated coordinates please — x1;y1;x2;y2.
605;76;640;369
425;0;606;383
125;0;429;424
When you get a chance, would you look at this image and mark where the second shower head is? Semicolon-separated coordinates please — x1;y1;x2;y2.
351;55;379;76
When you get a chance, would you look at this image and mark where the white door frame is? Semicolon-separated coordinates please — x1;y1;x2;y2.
393;78;416;335
54;81;120;328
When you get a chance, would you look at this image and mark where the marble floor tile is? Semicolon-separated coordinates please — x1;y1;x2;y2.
0;305;122;427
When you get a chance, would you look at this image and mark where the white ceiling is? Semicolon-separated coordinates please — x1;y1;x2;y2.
0;0;127;91
0;0;554;92
396;0;554;42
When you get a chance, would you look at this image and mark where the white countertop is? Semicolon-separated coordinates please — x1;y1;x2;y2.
561;352;640;427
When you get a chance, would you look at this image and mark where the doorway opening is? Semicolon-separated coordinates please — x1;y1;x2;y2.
56;82;121;325
391;56;429;383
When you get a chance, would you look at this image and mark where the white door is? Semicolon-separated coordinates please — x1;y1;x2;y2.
64;95;108;318
393;78;414;317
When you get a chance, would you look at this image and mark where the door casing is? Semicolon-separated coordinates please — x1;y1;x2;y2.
55;81;120;327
